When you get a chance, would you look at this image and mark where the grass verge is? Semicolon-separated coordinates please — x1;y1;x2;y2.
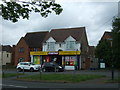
107;77;120;83
18;74;106;83
1;73;24;78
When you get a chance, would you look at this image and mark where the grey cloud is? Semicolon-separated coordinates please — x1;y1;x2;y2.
0;2;118;46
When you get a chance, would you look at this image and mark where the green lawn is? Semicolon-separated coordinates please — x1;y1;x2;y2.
107;77;120;83
18;74;106;83
1;73;24;78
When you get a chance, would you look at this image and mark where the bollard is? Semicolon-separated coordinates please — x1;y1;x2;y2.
55;67;56;73
16;69;19;79
2;72;4;78
39;67;42;80
23;67;24;74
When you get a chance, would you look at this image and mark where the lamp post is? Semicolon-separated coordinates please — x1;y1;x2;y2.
111;30;120;80
76;49;78;70
109;38;114;80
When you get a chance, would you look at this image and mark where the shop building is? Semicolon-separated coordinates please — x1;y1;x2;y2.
30;27;89;70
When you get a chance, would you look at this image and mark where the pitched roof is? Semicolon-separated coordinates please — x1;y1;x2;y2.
2;45;12;53
24;31;49;48
43;27;86;42
101;31;112;40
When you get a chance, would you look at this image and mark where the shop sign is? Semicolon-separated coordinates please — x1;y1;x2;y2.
30;51;48;55
48;51;58;55
59;51;80;55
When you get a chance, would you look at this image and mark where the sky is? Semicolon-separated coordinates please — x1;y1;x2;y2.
0;0;119;46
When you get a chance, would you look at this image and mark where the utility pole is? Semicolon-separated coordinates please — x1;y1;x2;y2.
118;1;120;18
0;45;2;70
110;39;114;80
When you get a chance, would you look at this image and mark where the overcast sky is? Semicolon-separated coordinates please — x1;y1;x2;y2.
0;0;119;46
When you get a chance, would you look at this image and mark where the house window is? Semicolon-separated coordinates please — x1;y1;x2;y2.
7;54;9;58
19;58;24;62
18;48;24;52
34;48;38;51
66;41;75;50
47;42;55;51
59;44;61;47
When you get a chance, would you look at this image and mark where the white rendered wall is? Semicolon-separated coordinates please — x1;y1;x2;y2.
43;36;81;51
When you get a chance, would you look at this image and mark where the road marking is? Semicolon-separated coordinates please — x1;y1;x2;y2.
0;84;27;88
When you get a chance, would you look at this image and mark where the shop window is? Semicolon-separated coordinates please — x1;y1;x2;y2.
33;56;40;64
70;56;75;66
65;56;76;66
46;56;50;62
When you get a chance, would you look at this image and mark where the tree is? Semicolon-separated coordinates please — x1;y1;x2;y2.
0;0;63;22
95;17;120;69
112;17;120;68
95;39;112;68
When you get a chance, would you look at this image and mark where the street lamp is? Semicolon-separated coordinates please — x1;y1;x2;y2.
110;30;120;80
108;38;114;80
76;49;78;70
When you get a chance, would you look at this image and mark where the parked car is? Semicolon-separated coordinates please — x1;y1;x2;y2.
16;62;41;72
42;62;64;72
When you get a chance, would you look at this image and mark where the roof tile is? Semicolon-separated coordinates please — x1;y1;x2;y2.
24;31;49;48
43;27;85;42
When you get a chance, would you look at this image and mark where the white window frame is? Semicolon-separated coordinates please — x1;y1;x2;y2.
47;42;55;51
66;41;75;50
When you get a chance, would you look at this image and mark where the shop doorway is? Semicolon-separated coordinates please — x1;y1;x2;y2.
56;55;62;65
42;55;62;65
50;55;62;65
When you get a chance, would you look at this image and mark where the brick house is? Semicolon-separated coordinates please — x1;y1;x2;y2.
101;31;112;40
88;46;98;70
96;31;112;68
14;31;48;66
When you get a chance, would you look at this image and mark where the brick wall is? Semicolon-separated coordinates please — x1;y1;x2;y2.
14;38;30;66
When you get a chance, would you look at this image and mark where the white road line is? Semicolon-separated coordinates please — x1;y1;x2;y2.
0;84;27;88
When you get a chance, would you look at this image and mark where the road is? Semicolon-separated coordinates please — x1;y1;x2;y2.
1;69;120;89
1;78;119;88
